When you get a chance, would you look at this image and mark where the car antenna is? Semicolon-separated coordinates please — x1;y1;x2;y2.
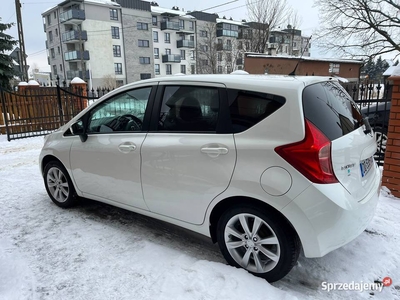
289;35;312;76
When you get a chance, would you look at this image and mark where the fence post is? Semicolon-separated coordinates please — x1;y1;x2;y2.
70;77;88;113
56;75;64;125
382;66;400;198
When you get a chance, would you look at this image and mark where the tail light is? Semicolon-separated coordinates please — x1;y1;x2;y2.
275;119;338;184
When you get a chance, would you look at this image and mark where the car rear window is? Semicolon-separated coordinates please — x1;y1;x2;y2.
302;81;363;141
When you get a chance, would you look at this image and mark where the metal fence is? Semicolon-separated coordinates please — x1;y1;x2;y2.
343;81;393;165
0;79;111;141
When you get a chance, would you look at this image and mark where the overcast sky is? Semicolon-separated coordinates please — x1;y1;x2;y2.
2;0;321;73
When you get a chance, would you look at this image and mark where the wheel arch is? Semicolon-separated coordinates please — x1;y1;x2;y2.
209;196;301;245
41;155;67;176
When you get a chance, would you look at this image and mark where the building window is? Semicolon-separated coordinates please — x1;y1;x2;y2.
152;16;157;26
226;39;232;51
49;31;53;42
180;50;185;60
190;50;195;60
155;64;160;75
138;40;150;47
55;28;58;37
137;22;148;30
217;52;222;61
164;32;170;43
153;31;158;42
188;21;194;31
238;41;243;49
140;73;151;80
50;48;55;58
165;48;171;55
191;64;195;74
200;30;207;37
57;46;61;55
116;80;124;87
329;63;340;74
111;26;120;39
60;64;63;72
114;63;122;75
154;48;159;59
166;64;172;75
139;57;151;64
53;11;57;19
226;53;232;62
218;66;223;74
179;19;184;30
52;64;57;74
113;45;121;57
227;65;232;73
201;59;208;66
180;64;186;74
110;9;118;20
201;45;208;52
47;15;51;25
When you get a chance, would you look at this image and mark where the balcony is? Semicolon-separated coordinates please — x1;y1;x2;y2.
60;9;85;24
162;54;181;63
66;70;90;80
62;30;87;43
216;29;238;38
160;21;180;31
64;50;90;62
177;40;194;48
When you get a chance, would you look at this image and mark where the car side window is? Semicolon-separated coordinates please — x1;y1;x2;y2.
87;87;152;133
227;89;285;133
158;86;219;132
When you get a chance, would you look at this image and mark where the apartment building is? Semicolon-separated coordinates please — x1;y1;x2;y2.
151;5;196;77
42;0;312;86
42;0;127;87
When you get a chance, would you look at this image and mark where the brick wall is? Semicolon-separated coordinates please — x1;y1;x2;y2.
382;74;400;197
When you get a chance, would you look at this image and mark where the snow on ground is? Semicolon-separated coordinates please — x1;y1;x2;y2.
0;135;399;300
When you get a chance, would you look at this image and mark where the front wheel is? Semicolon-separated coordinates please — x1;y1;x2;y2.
44;161;77;208
216;205;300;282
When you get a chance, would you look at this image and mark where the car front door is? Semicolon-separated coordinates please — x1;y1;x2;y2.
69;85;156;210
141;83;236;224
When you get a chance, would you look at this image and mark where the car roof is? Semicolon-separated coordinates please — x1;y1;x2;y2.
104;74;338;101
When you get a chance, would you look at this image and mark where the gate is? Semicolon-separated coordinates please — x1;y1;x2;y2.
343;81;393;165
0;81;109;141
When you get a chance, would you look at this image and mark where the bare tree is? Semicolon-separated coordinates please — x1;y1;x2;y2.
315;0;400;58
246;0;290;53
196;22;219;74
101;74;116;89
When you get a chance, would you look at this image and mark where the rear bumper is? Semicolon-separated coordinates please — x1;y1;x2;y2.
281;167;381;258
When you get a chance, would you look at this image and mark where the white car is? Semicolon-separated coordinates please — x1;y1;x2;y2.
39;74;381;282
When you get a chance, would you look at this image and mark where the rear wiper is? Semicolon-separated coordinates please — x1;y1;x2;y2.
362;117;372;134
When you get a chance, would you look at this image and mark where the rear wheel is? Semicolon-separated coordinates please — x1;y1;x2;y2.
216;205;300;282
44;161;77;208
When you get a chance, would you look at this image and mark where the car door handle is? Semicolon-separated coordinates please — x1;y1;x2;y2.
118;143;136;153
201;147;229;157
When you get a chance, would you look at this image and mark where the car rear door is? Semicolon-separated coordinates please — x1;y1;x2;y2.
140;82;236;225
303;81;379;201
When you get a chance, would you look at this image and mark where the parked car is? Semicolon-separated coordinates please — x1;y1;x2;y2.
360;101;391;161
39;74;381;282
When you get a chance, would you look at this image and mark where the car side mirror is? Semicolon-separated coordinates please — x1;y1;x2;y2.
70;120;88;142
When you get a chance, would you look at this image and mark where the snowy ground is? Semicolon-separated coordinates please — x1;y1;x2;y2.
0;135;399;300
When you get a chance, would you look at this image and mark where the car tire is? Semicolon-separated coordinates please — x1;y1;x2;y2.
216;205;300;282
44;161;77;208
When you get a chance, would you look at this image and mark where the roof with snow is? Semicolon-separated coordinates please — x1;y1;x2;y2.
151;6;195;19
383;65;397;77
216;18;243;26
245;53;364;64
389;64;400;77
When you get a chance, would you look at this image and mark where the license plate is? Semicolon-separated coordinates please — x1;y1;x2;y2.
360;157;373;177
